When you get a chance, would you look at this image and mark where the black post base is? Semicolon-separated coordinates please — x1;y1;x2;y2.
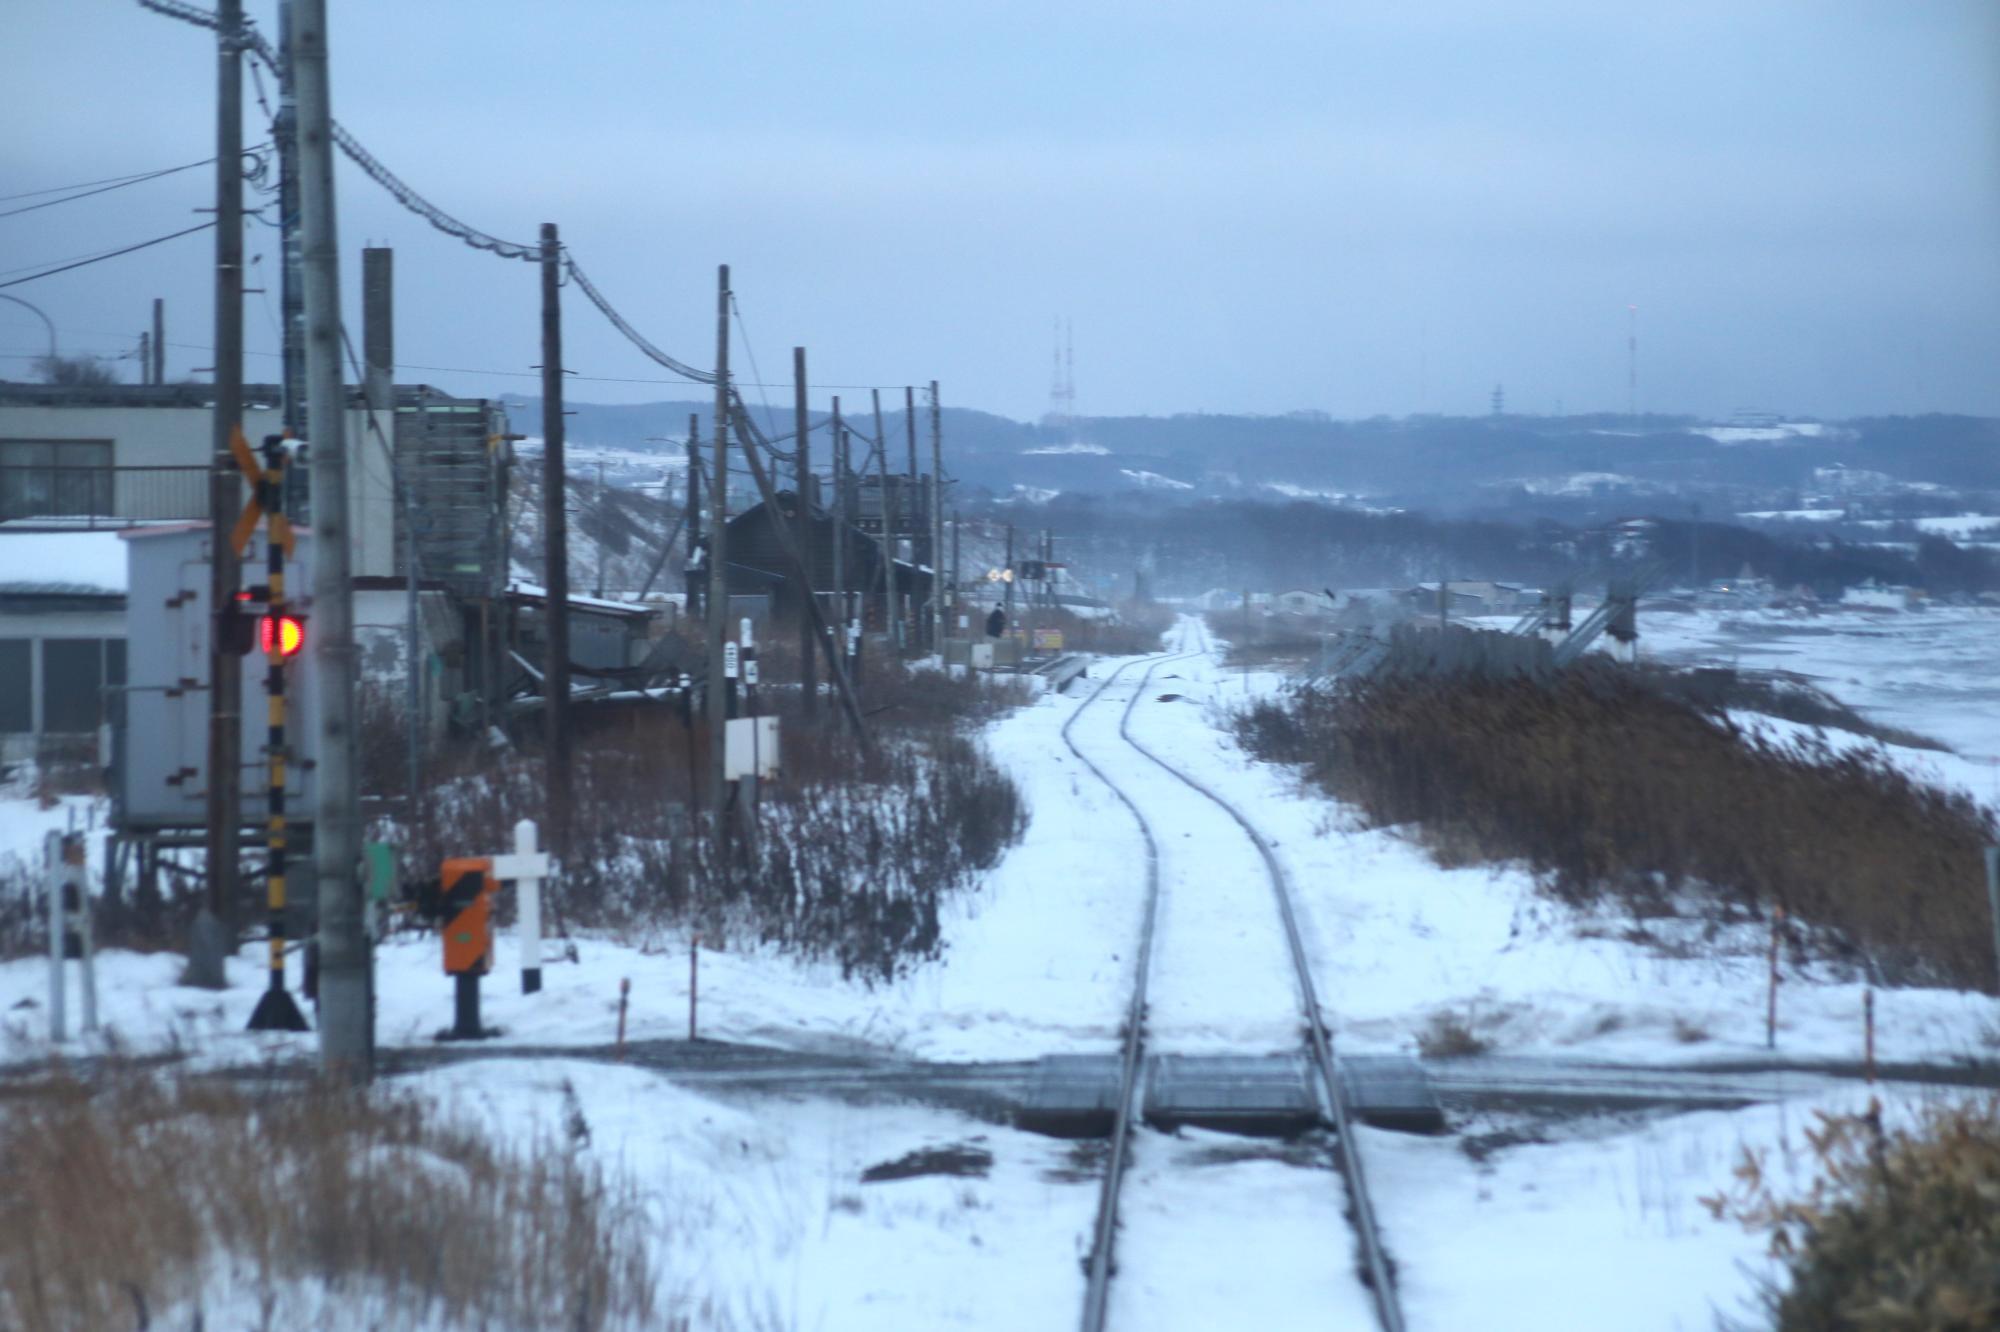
246;985;310;1032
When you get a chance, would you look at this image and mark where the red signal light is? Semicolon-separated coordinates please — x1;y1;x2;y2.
259;613;305;658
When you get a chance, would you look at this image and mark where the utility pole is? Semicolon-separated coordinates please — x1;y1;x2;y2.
685;414;701;618
593;460;606;599
793;347;816;719
294;0;368;1081
904;386;923;650
829;396;845;663
361;247;412;834
190;0;245;991
151;298;165;385
872;389;898;652
538;223;571;849
706;266;731;845
1004;522;1015;626
928;380;944;651
275;0;304;435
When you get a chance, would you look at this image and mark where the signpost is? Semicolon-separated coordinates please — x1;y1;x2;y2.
44;830;97;1041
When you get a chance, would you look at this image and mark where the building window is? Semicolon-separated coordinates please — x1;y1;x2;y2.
41;638;109;733
0;639;28;732
0;439;114;520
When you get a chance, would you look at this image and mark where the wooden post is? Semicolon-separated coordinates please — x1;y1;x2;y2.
905;386;923;649
539;223;571;851
616;977;630;1057
151;298;165;385
794;347;816;718
1863;988;1875;1084
1765;904;1785;1049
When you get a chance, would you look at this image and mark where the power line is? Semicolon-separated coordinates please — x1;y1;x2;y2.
0;153;223;218
0;221;217;291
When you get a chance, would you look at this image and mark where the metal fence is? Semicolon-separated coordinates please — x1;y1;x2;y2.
0;465;208;527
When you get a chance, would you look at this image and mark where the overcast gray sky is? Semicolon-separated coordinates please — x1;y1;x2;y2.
4;0;1997;422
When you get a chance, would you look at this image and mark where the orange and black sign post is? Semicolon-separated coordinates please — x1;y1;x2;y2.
437;856;495;1039
241;432;310;1033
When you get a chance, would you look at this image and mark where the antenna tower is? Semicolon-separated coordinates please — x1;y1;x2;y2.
1044;317;1077;440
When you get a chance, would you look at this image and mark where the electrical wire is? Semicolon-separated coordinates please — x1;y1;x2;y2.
0;153;221;219
0;221;216;290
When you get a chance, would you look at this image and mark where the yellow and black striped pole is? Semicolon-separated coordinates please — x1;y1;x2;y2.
247;437;309;1032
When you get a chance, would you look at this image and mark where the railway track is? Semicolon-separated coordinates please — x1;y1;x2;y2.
1063;626;1404;1332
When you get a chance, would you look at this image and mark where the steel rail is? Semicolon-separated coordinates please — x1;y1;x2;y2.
1062;649;1199;1332
1120;622;1406;1331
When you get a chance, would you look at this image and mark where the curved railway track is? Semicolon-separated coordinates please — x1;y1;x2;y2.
1062;626;1404;1332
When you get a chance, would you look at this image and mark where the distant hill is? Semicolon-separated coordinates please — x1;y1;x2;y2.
497;394;2000;520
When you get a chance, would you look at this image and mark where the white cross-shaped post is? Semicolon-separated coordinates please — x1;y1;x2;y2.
490;818;553;995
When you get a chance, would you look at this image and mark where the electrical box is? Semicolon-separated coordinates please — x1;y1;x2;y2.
723;715;780;781
115;524;319;831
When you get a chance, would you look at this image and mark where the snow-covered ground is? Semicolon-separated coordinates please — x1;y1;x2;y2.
7;605;2000;1328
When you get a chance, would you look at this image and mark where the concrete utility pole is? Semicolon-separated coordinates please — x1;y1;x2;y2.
275;0;304;435
872;389;898;651
361;248;413;821
904;386;923;649
538;223;571;849
707;266;731;845
293;0;368;1080
151;299;165;385
793;347;816;718
191;0;245;991
928;381;944;651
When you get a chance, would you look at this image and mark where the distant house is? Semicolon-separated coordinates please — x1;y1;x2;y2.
1274;589;1331;616
723;491;930;629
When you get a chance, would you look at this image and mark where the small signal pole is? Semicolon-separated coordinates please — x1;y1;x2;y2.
245;439;308;1033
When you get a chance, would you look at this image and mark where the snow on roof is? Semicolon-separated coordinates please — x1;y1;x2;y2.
0;530;129;596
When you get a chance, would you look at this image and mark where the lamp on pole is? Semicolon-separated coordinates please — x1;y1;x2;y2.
0;294;58;361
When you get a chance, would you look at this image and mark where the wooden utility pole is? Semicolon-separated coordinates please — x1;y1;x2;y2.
151;298;165;385
829;396;845;659
793;347;816;719
706;267;731;844
685;413;701;617
538;223;571;848
928;380;944;651
294;0;369;1079
191;0;245;991
872;389;898;651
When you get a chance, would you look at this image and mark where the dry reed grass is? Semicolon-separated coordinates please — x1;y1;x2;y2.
0;1066;655;1331
1238;667;1999;989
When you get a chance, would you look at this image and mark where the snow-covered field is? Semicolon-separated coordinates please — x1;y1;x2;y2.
6;605;2000;1328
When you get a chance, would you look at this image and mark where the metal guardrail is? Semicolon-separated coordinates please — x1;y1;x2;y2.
0;465;209;527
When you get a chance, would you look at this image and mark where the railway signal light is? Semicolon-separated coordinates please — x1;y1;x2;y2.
260;612;305;659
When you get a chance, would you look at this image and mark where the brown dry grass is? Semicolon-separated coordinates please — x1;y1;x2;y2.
1705;1095;2000;1330
378;657;1029;983
0;1066;655;1331
1238;667;1999;990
